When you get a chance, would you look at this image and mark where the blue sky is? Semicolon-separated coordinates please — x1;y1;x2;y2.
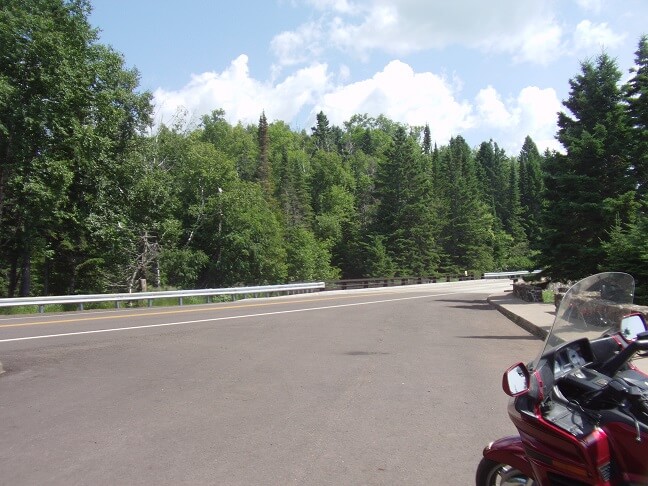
90;0;647;154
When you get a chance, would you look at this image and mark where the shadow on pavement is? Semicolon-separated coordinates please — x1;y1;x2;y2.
458;334;541;341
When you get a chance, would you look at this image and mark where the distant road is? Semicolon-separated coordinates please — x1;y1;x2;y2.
0;280;540;485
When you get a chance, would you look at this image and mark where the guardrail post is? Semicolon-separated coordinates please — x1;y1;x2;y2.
39;305;45;314
78;303;84;311
148;299;153;308
179;297;183;306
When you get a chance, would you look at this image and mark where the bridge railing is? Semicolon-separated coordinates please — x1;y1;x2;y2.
325;274;478;291
0;282;326;313
1;271;538;314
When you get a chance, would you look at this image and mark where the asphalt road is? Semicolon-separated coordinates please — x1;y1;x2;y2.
0;280;541;485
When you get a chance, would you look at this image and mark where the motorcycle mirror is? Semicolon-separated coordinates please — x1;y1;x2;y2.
502;363;530;397
620;313;647;342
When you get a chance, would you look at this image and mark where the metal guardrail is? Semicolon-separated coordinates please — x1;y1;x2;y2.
0;271;540;314
482;270;542;279
0;282;326;313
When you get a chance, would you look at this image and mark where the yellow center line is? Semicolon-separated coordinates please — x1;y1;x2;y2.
0;289;415;329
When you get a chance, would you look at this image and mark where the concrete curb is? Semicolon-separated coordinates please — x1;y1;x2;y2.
487;296;548;340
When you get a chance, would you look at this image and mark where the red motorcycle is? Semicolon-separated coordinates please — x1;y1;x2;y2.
478;272;648;485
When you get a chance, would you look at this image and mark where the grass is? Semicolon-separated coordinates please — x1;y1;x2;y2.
542;290;555;304
0;293;255;315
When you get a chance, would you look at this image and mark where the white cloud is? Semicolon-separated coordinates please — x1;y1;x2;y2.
153;55;331;127
153;55;561;154
474;85;563;153
511;23;565;65
475;87;513;129
275;0;565;65
306;0;356;13
575;0;603;13
514;87;564;153
314;60;474;143
271;21;325;68
573;20;626;52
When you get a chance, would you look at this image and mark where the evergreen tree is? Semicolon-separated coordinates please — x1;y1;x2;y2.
422;124;432;155
276;148;312;227
625;35;648;194
256;111;272;197
518;136;544;247
475;140;508;223
601;200;648;303
311;111;332;151
437;136;494;273
373;127;440;275
541;53;632;280
505;158;525;237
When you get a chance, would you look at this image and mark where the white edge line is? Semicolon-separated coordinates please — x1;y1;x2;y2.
0;289;502;343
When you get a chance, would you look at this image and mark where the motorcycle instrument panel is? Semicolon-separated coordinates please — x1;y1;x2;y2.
552;338;594;377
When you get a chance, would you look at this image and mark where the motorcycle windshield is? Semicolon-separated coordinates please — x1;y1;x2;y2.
533;272;635;369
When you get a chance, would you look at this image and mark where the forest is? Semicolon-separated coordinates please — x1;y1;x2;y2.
1;0;648;299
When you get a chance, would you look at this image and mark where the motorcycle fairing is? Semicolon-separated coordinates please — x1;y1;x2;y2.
509;393;613;484
482;435;534;478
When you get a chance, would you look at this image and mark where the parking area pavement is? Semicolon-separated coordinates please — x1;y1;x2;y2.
488;289;648;373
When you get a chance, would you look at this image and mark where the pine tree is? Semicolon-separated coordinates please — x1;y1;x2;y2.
518;136;544;247
437;136;494;273
373;127;440;275
505;158;525;237
311;111;332;152
422;124;432;155
475;140;508;223
276;148;312;227
541;53;632;280
256;111;272;197
626;35;648;194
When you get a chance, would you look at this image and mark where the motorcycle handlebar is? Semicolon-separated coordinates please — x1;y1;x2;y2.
600;338;648;376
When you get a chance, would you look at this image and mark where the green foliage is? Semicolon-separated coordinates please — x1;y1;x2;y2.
205;181;288;286
601;208;648;304
159;248;209;289
311;111;333;152
437;136;495;274
373;126;441;275
4;12;648;296
518;136;544;247
541;53;632;280
626;35;648;195
285;226;340;281
357;235;396;278
0;0;151;296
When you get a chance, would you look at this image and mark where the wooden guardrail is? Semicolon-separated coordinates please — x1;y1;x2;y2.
325;274;479;291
